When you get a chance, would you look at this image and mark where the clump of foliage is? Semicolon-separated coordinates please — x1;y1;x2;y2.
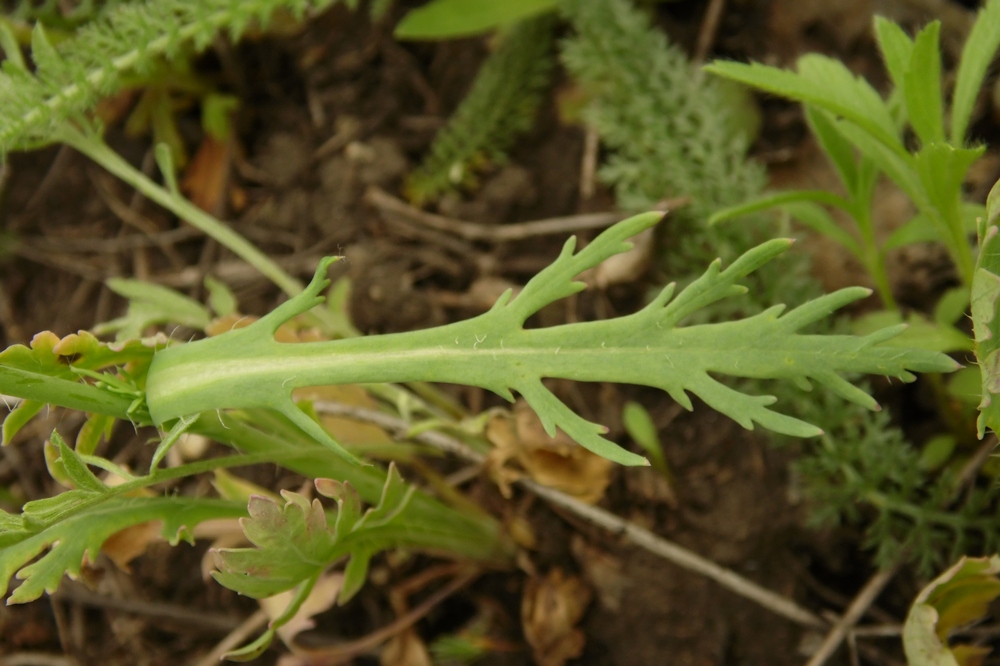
560;0;764;221
708;0;1000;312
706;0;1000;571
558;0;818;326
405;15;555;204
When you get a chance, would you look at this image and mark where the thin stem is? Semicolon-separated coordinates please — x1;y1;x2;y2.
854;205;898;310
29;452;281;531
59;126;306;298
804;563;900;666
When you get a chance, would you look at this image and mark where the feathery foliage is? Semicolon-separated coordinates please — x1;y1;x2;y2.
559;0;764;221
0;0;342;155
405;16;555;204
791;389;1000;575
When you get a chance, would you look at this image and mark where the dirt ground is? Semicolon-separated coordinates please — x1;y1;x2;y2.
1;1;998;665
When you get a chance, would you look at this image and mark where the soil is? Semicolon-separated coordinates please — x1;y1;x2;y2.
1;1;997;665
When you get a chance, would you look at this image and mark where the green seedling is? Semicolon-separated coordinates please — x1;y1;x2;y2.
622;401;670;478
707;0;1000;312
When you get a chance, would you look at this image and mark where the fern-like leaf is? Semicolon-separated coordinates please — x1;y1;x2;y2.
405;16;554;204
1;494;246;603
0;0;339;155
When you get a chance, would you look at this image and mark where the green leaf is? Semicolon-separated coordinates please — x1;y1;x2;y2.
883;213;944;251
804;106;860;194
950;0;1000;144
52;432;106;493
212;463;414;600
204;275;237;318
95;278;212;341
705;55;902;153
780;201;864;260
917;434;956;472
874;16;914;94
903;21;944;145
933;287;970;327
972;229;1000;436
395;0;558;40
0;21;26;71
75;413;116;456
833;120;928;209
904;555;1000;666
201;93;239;141
150;414;198;471
1;496;245;603
2;399;44;446
622;401;667;474
852;310;971;354
146;213;959;469
222;627;275;662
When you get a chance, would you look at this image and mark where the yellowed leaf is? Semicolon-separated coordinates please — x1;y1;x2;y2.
904;555;1000;666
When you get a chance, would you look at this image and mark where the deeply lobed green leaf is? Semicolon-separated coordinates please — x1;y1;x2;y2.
0;496;246;603
144;213;958;468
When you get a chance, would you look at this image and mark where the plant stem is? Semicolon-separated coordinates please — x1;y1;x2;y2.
60;126;306;298
855;206;898;310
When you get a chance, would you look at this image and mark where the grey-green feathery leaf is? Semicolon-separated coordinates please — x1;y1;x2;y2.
144;212;958;469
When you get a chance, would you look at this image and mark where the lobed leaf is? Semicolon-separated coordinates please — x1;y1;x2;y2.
0;0;342;155
1;496;246;603
972;177;1000;436
145;214;959;469
212;463;414;600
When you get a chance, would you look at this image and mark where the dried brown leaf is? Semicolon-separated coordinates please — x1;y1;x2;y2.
521;568;592;666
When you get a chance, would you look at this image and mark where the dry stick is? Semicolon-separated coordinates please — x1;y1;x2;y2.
294;569;479;662
693;0;726;64
804;562;901;666
6;654;74;666
364;186;690;243
311;401;826;629
579;126;599;201
54;583;242;632
194;609;270;666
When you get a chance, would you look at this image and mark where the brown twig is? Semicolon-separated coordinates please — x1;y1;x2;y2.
54;583;242;632
694;0;726;64
364;186;689;243
804;563;901;666
193;609;270;666
310;401;826;629
6;654;75;666
293;568;479;664
579;126;599;201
